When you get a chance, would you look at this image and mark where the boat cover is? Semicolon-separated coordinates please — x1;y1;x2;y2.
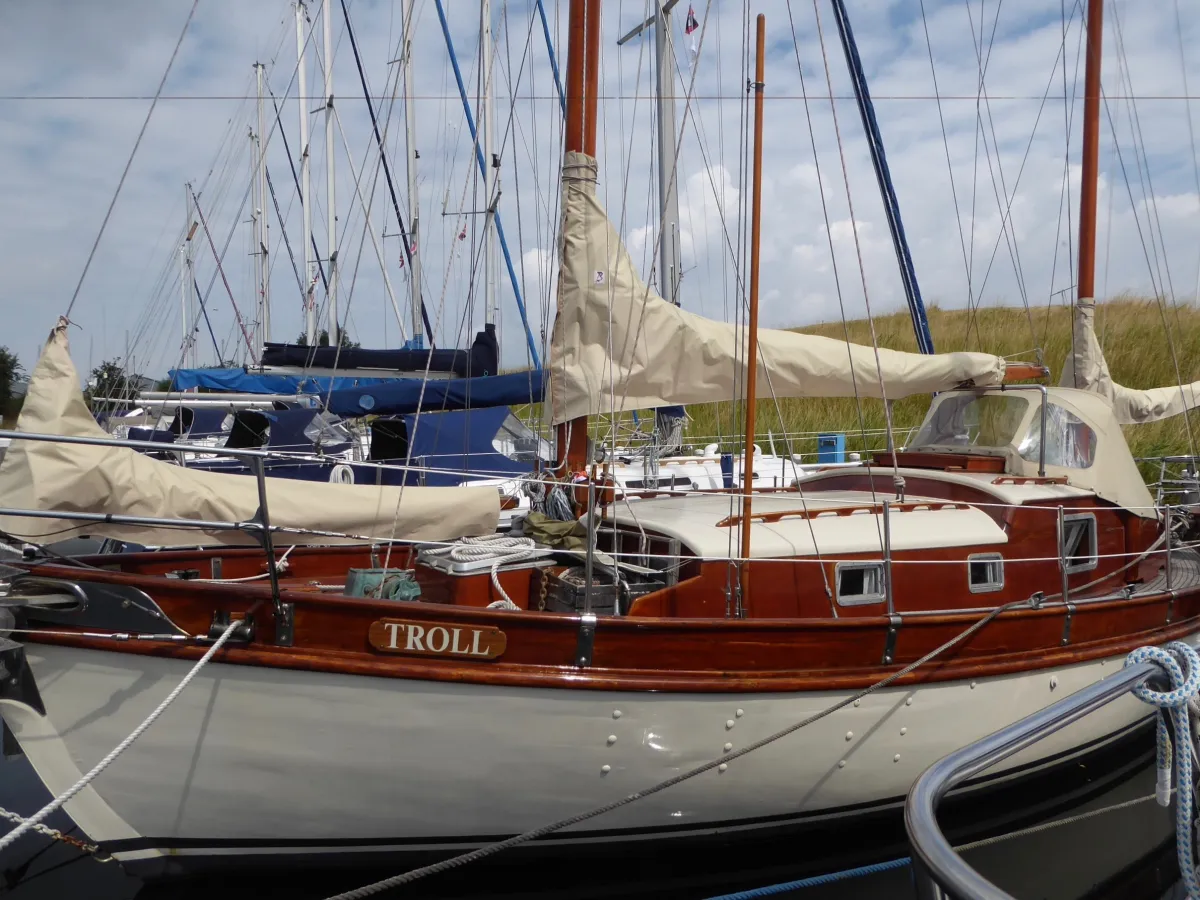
259;324;498;377
166;368;400;394
548;152;1010;425
0;321;499;547
1061;298;1200;425
327;370;546;417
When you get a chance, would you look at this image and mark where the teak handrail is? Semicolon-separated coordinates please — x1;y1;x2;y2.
1000;362;1049;382
717;500;970;528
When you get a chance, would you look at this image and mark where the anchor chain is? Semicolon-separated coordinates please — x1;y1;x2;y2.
0;805;109;859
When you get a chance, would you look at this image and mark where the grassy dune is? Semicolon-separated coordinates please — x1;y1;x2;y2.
677;296;1200;463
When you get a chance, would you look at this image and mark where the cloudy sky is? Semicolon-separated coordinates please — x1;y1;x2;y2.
1;0;1198;382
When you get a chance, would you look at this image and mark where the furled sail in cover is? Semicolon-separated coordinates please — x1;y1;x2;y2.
0;321;499;547
548;152;1009;425
1061;298;1200;425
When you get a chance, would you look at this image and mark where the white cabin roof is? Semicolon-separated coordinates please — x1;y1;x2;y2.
799;466;1097;508
602;490;1008;559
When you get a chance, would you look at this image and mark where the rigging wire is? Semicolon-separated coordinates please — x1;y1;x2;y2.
64;0;201;319
810;0;901;506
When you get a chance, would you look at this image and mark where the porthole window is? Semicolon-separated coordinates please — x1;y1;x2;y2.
836;562;886;606
968;553;1004;593
1061;514;1098;573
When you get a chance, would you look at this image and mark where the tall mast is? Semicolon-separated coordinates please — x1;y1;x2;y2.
322;0;338;344
556;0;600;472
655;3;682;305
739;15;766;614
480;0;498;326
403;0;423;348
183;183;197;368
616;1;683;305
296;1;317;345
254;62;271;349
1077;0;1104;303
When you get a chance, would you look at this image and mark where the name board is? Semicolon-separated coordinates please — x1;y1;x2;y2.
368;618;506;661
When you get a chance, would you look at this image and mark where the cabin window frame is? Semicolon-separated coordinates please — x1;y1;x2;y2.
835;561;887;606
1060;512;1099;574
967;553;1005;593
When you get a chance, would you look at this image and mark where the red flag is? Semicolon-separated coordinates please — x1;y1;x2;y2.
685;6;698;34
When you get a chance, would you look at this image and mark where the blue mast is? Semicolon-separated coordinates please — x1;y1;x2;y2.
827;0;935;354
535;0;567;114
433;0;542;369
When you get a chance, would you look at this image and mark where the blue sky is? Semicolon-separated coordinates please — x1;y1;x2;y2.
1;0;1198;381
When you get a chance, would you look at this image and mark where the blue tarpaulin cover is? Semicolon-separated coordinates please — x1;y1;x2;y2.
326;370;546;417
167;368;401;394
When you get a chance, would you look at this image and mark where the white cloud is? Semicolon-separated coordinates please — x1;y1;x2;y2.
2;0;1200;380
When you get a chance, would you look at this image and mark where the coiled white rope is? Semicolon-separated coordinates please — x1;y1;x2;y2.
0;618;241;854
1125;641;1200;899
424;535;537;609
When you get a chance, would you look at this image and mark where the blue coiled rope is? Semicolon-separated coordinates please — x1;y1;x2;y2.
1126;641;1200;900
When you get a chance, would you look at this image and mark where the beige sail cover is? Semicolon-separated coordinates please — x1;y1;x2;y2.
1060;298;1200;424
548;152;1008;425
0;321;498;547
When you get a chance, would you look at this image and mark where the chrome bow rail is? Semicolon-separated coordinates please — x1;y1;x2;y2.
904;659;1163;900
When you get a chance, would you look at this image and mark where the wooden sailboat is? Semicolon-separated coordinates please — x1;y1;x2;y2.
2;0;1199;883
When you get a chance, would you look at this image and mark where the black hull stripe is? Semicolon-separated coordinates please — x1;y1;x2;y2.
101;716;1150;855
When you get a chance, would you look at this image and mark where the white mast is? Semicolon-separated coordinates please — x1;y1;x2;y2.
296;1;317;345
322;0;338;344
179;239;189;368
403;0;423;347
616;1;683;306
183;183;197;367
480;0;497;326
254;62;271;349
655;2;682;306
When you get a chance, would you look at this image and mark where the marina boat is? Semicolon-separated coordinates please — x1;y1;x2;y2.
3;0;1199;887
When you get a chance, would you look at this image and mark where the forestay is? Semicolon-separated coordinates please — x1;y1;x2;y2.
1061;298;1200;425
548;152;1009;425
0;321;499;547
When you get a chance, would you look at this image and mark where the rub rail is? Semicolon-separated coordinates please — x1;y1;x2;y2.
904;659;1161;900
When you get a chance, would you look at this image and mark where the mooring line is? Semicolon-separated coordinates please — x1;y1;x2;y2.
0;617;240;854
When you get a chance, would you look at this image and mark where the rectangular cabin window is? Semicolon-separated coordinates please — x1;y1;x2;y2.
1061;514;1098;574
836;562;886;606
968;554;1004;593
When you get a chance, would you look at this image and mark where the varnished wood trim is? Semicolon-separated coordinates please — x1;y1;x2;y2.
715;500;969;528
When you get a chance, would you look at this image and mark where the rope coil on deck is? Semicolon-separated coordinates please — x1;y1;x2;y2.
1125;641;1200;899
423;535;538;608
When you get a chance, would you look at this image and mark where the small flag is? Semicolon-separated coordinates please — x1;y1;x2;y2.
458;226;467;241
684;6;699;63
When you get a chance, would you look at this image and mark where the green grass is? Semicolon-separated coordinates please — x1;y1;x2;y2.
684;296;1200;463
528;296;1200;464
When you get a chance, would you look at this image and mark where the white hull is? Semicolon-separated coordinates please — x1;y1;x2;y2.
1;639;1180;874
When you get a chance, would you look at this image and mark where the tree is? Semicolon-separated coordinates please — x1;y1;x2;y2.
0;347;23;421
86;360;135;409
294;328;360;349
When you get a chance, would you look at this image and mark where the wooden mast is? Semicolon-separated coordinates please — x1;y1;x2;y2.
739;15;767;613
557;0;599;472
1077;0;1104;302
